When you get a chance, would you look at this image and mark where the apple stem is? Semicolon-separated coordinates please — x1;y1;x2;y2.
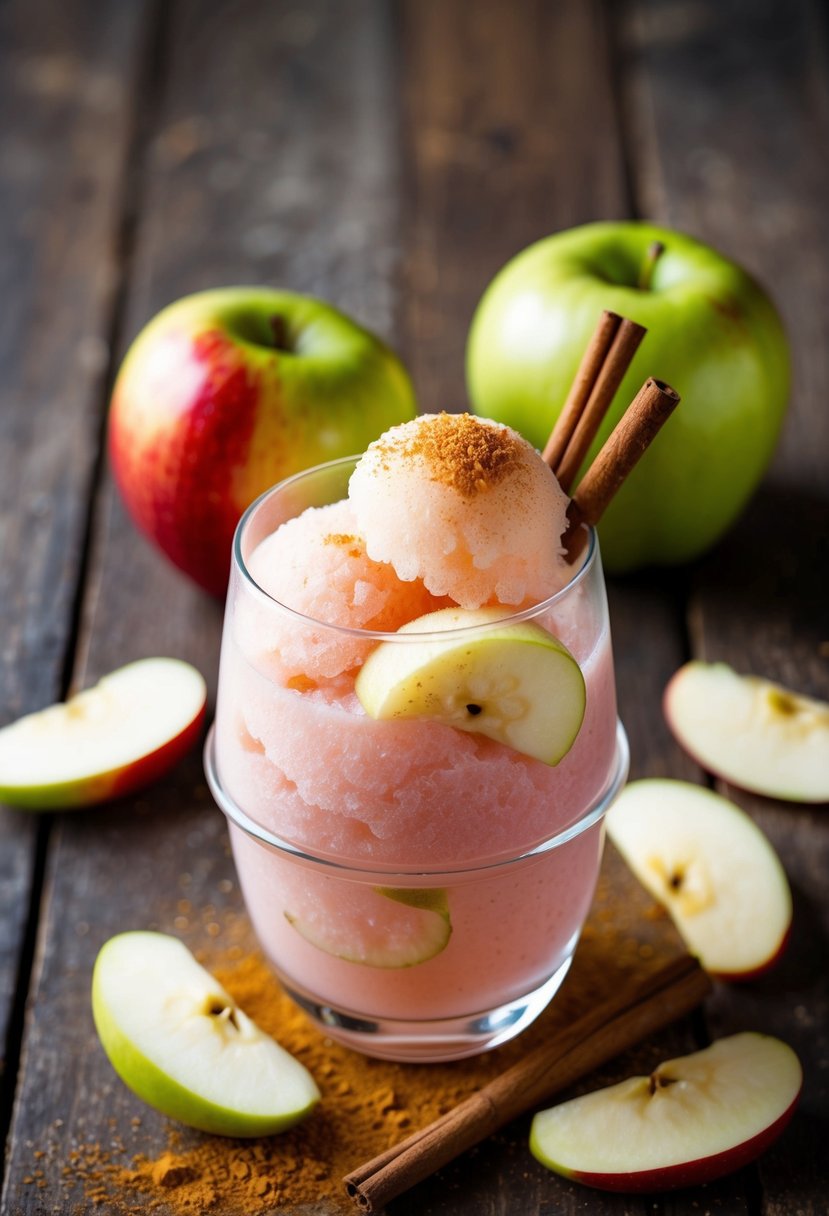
269;314;291;352
638;241;665;292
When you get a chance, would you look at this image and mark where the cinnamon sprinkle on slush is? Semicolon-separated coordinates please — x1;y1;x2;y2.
374;412;524;497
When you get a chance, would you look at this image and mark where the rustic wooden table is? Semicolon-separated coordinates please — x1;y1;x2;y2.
1;1;827;1213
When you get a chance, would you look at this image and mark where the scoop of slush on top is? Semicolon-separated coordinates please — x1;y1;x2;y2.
241;414;582;772
348;413;569;609
244;499;447;682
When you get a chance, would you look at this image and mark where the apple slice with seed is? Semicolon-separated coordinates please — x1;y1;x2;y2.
0;658;206;809
606;780;791;979
286;886;452;968
530;1032;801;1192
355;606;585;766
664;661;829;803
92;932;319;1136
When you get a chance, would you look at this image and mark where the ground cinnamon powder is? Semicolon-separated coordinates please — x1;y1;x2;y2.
376;413;524;497
26;853;677;1214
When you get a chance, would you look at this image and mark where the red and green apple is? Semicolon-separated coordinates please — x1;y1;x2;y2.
0;658;205;810
466;222;790;572
530;1032;801;1192
109;288;417;597
665;661;829;803
606;779;791;980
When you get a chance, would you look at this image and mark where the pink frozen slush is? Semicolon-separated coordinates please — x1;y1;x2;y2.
213;414;621;1045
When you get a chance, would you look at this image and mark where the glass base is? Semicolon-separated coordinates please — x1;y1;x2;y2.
275;952;575;1062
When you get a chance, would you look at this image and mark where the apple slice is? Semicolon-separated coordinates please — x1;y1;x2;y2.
665;660;829;803
286;886;452;968
92;932;320;1136
0;658;206;809
355;606;585;765
530;1032;801;1192
606;780;791;979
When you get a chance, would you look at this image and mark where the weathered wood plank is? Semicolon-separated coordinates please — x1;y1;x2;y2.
621;0;829;1211
398;0;629;414
1;1;409;1213
391;2;720;1214
0;0;152;1150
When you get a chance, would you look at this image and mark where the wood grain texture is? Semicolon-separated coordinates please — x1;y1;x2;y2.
0;0;152;1144
1;1;408;1214
621;0;829;1210
3;0;825;1213
398;0;629;413
390;2;719;1214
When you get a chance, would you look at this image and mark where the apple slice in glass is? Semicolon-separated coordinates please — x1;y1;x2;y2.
355;606;585;766
92;932;320;1136
664;660;829;803
286;886;452;968
0;658;206;809
606;780;791;980
530;1032;801;1192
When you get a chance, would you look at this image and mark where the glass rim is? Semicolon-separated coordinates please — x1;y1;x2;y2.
204;720;629;879
231;454;598;643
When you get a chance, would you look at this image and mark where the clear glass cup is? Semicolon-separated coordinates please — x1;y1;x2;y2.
205;456;628;1061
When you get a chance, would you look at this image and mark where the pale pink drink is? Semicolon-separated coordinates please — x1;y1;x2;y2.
206;424;628;1061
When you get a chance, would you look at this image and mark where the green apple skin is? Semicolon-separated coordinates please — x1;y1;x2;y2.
109;288;417;597
355;606;586;766
0;708;204;810
285;887;452;968
466;222;790;571
0;658;206;811
92;933;320;1137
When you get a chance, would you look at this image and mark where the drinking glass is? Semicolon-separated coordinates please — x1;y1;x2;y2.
205;457;628;1061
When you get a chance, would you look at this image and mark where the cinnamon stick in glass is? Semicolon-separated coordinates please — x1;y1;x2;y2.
542;309;622;473
554;317;647;491
343;955;710;1213
563;376;680;560
542;311;646;492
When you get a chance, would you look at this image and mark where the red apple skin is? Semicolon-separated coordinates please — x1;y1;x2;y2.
713;923;791;984
6;700;206;811
105;700;207;802
109;289;417;597
554;1092;800;1192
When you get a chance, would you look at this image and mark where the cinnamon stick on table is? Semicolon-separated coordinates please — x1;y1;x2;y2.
343;955;711;1213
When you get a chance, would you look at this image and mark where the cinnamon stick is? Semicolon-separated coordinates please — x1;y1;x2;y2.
554;316;647;492
541;310;623;474
343;955;710;1212
563;376;680;560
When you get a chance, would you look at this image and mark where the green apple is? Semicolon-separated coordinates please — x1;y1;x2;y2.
665;661;829;803
355;606;585;765
530;1033;801;1192
109;288;416;597
92;932;320;1136
466;222;790;571
0;658;206;810
286;886;452;968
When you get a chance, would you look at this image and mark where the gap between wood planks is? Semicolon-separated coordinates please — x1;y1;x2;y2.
0;0;172;1192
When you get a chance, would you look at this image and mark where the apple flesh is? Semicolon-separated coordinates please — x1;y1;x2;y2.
466;221;789;572
606;780;791;980
109;287;417;597
92;932;320;1136
530;1032;801;1192
355;606;586;766
286;887;452;968
665;661;829;803
0;658;206;810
